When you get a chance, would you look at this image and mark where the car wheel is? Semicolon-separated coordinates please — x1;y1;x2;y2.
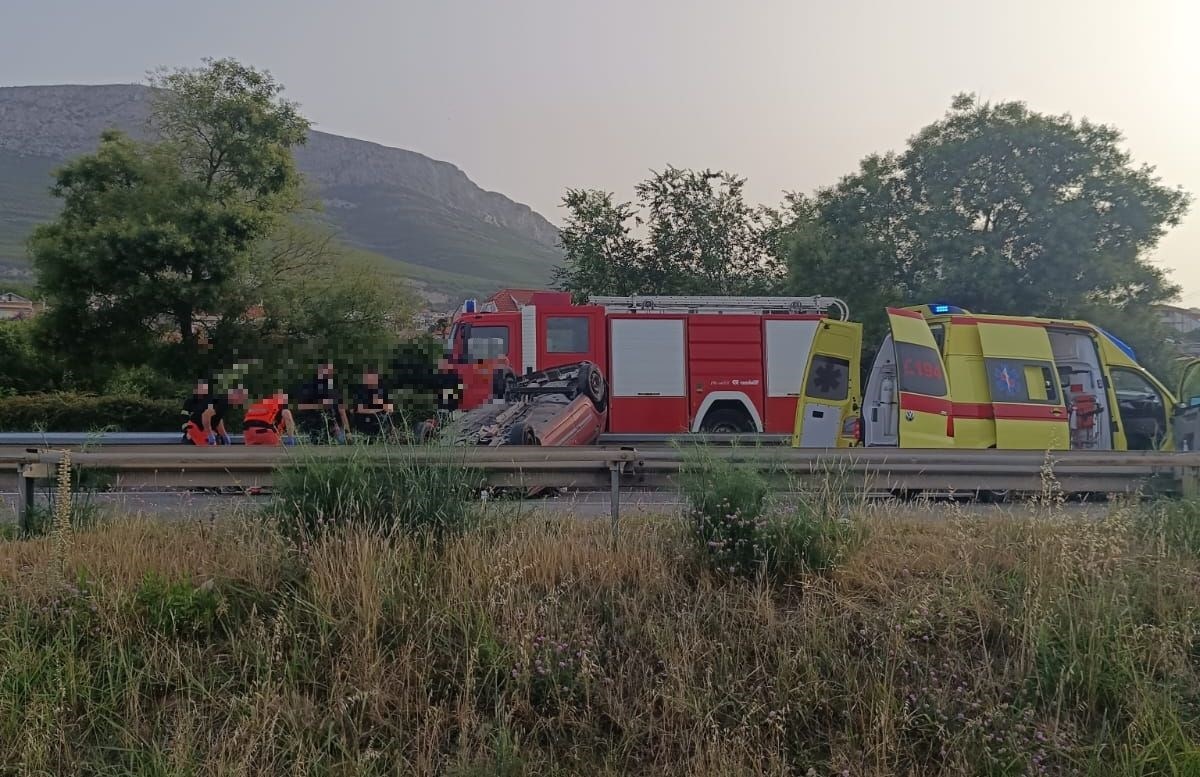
505;422;539;446
576;362;607;410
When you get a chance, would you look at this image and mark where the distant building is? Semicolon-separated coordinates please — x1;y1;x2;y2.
1158;304;1200;358
0;293;44;321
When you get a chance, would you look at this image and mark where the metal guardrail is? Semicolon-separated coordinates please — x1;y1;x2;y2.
0;432;791;447
5;446;1199;536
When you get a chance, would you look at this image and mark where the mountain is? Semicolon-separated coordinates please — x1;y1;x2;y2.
0;84;563;302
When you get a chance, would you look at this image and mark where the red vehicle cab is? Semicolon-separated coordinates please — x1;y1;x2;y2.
444;290;859;444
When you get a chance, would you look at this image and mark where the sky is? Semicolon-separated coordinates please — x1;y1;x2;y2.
2;0;1198;303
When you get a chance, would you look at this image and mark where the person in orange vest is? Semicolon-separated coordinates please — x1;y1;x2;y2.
243;390;299;446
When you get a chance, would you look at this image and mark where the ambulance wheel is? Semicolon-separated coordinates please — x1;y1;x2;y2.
506;422;539;446
700;408;754;434
576;363;607;410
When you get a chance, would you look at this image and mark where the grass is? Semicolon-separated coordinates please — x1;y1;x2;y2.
0;495;1199;775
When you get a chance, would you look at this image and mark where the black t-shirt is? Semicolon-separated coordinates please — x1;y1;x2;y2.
351;383;389;433
182;394;228;431
295;377;340;429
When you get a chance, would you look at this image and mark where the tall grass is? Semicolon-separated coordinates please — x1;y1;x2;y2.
0;498;1198;774
267;442;483;541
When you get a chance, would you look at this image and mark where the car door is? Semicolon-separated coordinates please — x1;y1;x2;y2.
974;321;1069;450
793;319;862;447
1174;360;1200;451
886;308;955;448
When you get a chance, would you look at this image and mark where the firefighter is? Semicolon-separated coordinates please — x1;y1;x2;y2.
243;390;298;446
350;366;394;439
295;361;351;444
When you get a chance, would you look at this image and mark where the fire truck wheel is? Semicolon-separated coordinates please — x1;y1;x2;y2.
576;363;607;410
700;408;754;434
506;422;540;446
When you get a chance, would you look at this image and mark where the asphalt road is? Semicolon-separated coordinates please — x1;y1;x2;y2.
1;488;1111;527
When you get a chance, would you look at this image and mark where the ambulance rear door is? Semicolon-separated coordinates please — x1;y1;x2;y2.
974;322;1069;450
792;319;862;447
886;308;954;448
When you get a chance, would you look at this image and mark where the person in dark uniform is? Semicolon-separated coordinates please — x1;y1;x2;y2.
294;361;350;444
181;381;245;445
350;366;394;439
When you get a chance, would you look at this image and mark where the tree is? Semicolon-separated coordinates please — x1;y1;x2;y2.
30;58;310;381
555;167;784;298
785;94;1191;374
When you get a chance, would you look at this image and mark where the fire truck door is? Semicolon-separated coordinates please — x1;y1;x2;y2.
1174;360;1200;451
793;320;862;447
974;322;1069;450
886;308;955;448
608;317;689;433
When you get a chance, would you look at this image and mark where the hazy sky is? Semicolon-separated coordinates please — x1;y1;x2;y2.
3;0;1198;302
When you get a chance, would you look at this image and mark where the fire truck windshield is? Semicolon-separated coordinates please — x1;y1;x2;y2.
461;325;510;361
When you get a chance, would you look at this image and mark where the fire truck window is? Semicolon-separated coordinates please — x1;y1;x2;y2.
546;317;590;353
984;359;1059;404
895;342;948;397
465;326;510;361
805;355;850;401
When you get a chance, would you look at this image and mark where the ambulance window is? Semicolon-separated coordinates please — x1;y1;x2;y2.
465;326;510;361
929;324;947;354
546;317;590;353
805;355;850;400
1110;368;1167;450
984;359;1059;404
895;343;948;397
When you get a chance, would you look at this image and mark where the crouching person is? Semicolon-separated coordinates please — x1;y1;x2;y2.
243;391;298;446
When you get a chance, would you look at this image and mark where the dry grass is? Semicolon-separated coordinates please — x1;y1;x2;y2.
0;500;1198;775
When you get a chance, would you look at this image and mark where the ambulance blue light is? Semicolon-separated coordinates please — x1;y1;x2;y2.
464;298;477;314
931;304;952;314
1099;328;1137;361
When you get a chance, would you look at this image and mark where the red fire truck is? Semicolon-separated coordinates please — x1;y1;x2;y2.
442;291;862;446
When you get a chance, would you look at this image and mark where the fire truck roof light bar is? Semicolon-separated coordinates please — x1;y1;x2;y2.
588;295;850;320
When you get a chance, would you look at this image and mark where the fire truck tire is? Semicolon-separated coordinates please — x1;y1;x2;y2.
699;408;754;434
505;422;540;446
576;363;607;410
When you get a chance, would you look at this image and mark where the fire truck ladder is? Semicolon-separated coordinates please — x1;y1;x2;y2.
588;295;850;319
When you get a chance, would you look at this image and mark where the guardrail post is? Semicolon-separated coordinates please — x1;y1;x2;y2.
17;464;35;535
609;463;621;550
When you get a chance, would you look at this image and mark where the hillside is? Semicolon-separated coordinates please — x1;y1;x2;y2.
0;84;563;300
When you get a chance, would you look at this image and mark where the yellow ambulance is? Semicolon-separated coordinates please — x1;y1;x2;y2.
855;304;1200;451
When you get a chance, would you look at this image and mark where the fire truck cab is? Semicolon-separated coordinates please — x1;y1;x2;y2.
445;291;862;445
861;303;1200;451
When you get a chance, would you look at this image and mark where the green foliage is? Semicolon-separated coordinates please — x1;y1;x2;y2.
134;574;224;638
0;393;180;432
785;94;1191;358
100;365;184;400
0;319;61;396
555;167;784;299
269;444;482;541
680;449;860;579
30;58;310;380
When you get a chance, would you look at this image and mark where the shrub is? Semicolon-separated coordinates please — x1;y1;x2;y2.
269;443;482;541
680;448;862;579
101;365;184;400
0;392;183;432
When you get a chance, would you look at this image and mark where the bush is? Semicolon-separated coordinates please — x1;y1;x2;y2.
269;443;482;541
101;365;184;400
0;393;182;432
680;448;862;579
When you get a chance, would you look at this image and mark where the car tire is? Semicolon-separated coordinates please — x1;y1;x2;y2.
576;362;607;411
506;422;539;446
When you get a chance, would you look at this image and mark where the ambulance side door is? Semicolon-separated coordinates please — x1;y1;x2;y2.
887;308;955;448
974;322;1069;450
793;319;862;447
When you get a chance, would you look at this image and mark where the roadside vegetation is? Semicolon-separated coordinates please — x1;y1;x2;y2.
1;450;1199;775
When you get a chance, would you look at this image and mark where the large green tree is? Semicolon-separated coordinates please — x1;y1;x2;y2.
785;94;1191;372
555;167;784;299
30;58;310;380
